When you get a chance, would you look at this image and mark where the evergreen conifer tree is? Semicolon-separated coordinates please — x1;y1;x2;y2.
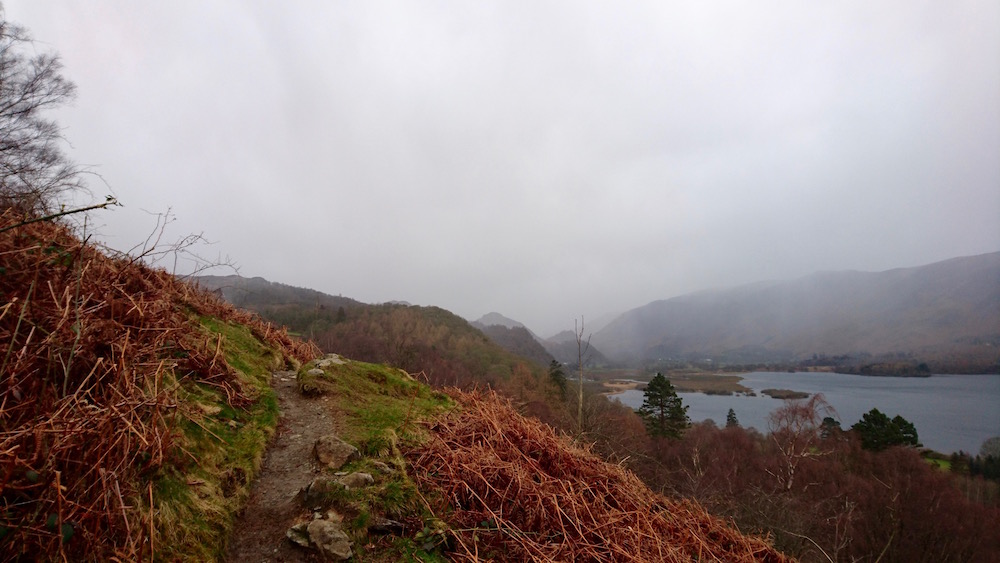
851;408;920;451
637;373;689;438
726;408;739;428
548;360;567;400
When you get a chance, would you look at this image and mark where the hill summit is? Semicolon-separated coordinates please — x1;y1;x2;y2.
473;311;526;329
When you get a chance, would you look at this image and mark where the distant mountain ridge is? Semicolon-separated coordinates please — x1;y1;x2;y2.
473;312;526;330
471;323;555;367
592;252;1000;371
195;275;362;310
474;312;612;367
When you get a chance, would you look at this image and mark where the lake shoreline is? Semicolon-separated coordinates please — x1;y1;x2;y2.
603;371;969;399
611;371;1000;454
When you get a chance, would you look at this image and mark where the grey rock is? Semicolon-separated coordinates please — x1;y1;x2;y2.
371;461;393;474
306;368;325;377
315;356;347;368
313;435;359;470
286;522;311;548
301;477;346;506
338;472;374;489
307;519;353;560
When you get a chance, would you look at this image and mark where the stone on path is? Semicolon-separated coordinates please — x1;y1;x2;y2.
301;477;346;507
306;519;353;560
285;522;311;548
338;472;374;489
313;435;359;469
286;519;353;561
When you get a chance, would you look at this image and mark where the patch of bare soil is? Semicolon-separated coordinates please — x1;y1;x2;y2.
226;370;338;562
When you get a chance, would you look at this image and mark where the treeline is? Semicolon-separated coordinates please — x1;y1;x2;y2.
644;351;999;376
310;304;546;389
612;396;1000;562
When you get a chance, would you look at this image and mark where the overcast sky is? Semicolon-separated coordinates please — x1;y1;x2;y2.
5;1;999;336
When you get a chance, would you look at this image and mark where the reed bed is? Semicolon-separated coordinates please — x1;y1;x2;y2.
409;389;792;563
0;215;317;560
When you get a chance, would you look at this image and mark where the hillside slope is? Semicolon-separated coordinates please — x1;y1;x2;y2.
472;322;556;367
195;274;363;337
196;277;553;390
410;390;790;562
471;312;614;368
594;252;1000;370
542;330;613;367
0;218;317;561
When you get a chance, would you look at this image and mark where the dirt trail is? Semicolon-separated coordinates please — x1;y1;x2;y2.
225;370;337;562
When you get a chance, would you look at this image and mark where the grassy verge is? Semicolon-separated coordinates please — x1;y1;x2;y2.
297;357;454;561
144;317;289;561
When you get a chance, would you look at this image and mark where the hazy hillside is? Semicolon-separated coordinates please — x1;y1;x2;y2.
473;313;613;367
473;311;527;330
593;252;1000;370
472;323;556;367
195;274;362;310
542;333;613;367
195;275;364;339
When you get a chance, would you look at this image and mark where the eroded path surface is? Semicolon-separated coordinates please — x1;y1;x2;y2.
226;370;336;562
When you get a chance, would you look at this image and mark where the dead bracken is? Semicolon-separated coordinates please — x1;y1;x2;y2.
0;216;316;561
408;389;791;562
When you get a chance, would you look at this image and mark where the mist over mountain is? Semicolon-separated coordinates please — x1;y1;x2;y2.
474;313;612;367
474;312;526;330
471;323;555;368
541;337;613;368
592;252;1000;371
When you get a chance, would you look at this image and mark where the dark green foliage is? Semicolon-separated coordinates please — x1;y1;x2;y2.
851;408;919;451
637;373;689;439
820;416;842;439
548;360;567;400
725;408;739;428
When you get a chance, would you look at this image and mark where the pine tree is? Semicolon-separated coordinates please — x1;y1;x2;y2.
851;408;920;451
637;373;689;439
726;408;739;428
548;360;567;400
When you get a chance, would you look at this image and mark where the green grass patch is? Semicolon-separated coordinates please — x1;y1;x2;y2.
922;450;953;472
144;317;288;561
926;458;952;471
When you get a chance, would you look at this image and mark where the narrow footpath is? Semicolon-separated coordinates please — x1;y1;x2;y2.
225;370;338;562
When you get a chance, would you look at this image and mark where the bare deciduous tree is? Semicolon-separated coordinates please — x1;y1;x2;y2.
0;12;85;214
575;316;591;433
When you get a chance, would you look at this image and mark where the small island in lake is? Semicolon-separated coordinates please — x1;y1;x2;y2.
761;388;810;399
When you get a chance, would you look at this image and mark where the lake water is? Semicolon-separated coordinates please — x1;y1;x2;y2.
611;372;1000;455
